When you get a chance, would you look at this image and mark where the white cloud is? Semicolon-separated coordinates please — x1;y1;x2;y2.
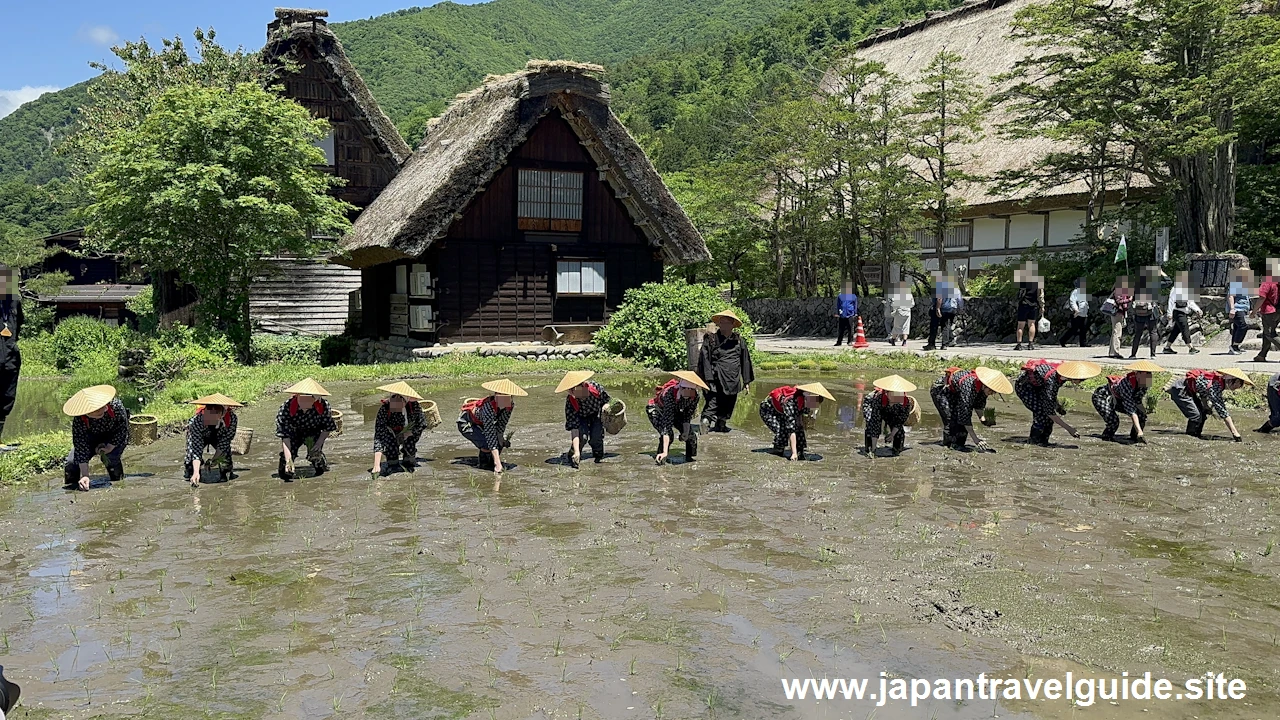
79;24;120;47
0;86;60;119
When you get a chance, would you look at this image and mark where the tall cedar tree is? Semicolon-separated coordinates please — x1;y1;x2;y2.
1005;0;1280;253
85;82;352;359
907;50;985;270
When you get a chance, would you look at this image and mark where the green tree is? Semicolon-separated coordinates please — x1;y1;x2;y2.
907;50;985;269
1005;0;1280;253
85;82;352;359
0;222;71;332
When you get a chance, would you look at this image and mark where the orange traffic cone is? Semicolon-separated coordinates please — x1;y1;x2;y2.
852;316;870;348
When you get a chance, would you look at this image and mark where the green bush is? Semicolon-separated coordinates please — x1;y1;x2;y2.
141;326;235;389
126;285;159;334
47;316;131;371
251;334;323;365
319;335;354;366
594;281;755;370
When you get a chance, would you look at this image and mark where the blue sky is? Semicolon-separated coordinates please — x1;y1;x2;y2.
0;0;486;118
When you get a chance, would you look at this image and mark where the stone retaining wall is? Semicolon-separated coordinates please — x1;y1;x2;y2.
352;337;595;364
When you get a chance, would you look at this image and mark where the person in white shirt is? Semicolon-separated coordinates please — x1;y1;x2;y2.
1163;271;1202;354
1059;278;1091;347
890;281;915;347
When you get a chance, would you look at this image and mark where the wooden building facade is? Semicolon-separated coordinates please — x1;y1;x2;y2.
339;61;709;342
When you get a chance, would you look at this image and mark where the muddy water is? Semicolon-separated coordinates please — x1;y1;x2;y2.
7;378;145;438
0;371;1277;719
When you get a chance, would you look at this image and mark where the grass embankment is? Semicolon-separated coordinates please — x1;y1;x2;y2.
0;353;643;486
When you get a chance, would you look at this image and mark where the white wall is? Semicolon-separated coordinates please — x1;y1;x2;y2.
1009;214;1045;249
972;218;1006;251
1048;210;1087;246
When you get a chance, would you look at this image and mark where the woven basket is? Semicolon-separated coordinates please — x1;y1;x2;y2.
231;427;254;456
331;409;344;436
422;400;442;429
905;396;921;427
602;400;627;435
128;415;158;446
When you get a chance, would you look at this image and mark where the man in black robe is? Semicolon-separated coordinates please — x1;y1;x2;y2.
697;309;755;433
0;265;21;453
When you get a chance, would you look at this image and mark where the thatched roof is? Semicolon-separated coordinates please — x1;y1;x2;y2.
839;0;1151;212
337;60;709;269
265;8;413;166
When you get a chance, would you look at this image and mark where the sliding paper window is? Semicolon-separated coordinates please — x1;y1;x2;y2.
557;261;605;295
518;169;583;231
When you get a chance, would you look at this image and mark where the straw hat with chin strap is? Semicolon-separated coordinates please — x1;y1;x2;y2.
670;370;710;391
62;385;118;417
482;378;529;397
1219;368;1255;387
796;382;835;401
974;367;1014;395
556;370;596;393
185;393;244;408
284;378;331;397
1125;360;1165;374
377;381;424;401
873;375;917;393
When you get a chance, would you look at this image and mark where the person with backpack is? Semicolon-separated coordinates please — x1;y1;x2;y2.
1167;368;1251;440
924;272;961;350
1091;360;1161;443
1254;259;1279;363
371;381;428;477
1015;359;1100;445
557;370;610;468
63;384;129;491
458;379;526;472
184;393;241;487
759;382;834;460
275;378;336;481
1162;271;1202;355
696;310;754;433
1256;372;1280;434
0;265;21;453
833;279;859;346
863;375;916;456
1128;286;1161;359
1056;278;1091;347
930;366;1012;451
647;371;705;464
1013;264;1045;351
1103;276;1133;359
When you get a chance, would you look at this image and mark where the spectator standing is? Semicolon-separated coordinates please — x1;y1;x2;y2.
833;279;859;346
1162;271;1202;354
924;272;961;350
1013;263;1045;350
1227;268;1254;355
890;281;915;347
1253;259;1279;363
1104;276;1133;359
1059;278;1091;347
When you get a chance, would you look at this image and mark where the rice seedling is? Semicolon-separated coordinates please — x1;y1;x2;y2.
629;657;637;675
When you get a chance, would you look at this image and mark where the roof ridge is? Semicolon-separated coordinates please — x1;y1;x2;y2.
857;0;1015;49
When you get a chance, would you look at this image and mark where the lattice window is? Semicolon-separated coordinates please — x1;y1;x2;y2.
518;169;583;232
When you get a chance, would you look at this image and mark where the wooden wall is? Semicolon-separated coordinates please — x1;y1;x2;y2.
250;257;361;336
413;111;662;342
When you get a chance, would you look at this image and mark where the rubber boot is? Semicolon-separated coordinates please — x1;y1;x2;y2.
478;450;494;470
310;450;329;476
64;462;80;488
891;428;905;455
278;453;294;481
1101;430;1115;442
1186;420;1204;438
685;432;697;462
220;460;233;482
1256;422;1275;434
106;459;124;484
715;419;729;433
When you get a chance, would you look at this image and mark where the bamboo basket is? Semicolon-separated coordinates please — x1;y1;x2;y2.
331;410;344;436
128;415;158;446
905;396;921;427
422;400;442;429
602;400;627;435
231;427;254;456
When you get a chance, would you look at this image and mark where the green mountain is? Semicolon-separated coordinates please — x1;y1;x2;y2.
0;81;90;185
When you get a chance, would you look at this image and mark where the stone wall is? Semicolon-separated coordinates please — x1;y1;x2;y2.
352;337;596;364
741;294;1237;345
353;337;428;364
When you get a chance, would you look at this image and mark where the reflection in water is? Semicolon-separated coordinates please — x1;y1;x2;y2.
9;377;145;437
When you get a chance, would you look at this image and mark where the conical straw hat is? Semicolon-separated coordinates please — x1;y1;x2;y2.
185;393;244;408
1125;359;1165;373
1219;368;1255;386
556;370;596;393
974;367;1013;395
710;309;743;328
377;381;423;401
284;378;330;396
1057;360;1102;381
482;378;528;397
670;370;710;391
796;382;835;401
872;375;916;393
63;385;117;417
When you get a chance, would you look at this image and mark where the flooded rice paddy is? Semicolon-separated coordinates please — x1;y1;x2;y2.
1;371;1278;719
